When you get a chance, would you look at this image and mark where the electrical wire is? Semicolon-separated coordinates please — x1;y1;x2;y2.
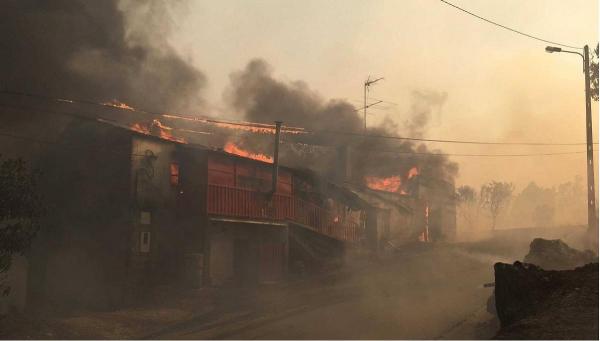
439;0;583;50
1;129;594;159
0;90;305;134
280;140;595;158
315;129;598;146
0;131;147;157
1;90;597;146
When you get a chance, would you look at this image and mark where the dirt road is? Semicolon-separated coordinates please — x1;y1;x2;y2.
152;244;501;339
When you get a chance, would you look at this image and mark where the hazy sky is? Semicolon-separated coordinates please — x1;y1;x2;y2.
166;0;598;190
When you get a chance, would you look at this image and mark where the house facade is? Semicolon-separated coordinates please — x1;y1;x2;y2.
27;120;369;309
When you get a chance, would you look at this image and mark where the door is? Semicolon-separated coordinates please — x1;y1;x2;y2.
233;238;259;286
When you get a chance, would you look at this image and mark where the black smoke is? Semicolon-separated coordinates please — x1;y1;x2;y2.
0;0;205;113
226;59;361;134
224;59;458;187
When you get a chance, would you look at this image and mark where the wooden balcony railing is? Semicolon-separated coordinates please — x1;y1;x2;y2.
207;184;361;242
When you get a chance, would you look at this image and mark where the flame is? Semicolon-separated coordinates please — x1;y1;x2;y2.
365;166;418;194
161;114;305;134
152;119;185;143
408;166;419;179
223;142;273;163
103;99;135;111
129;120;186;143
365;176;402;192
131;122;150;134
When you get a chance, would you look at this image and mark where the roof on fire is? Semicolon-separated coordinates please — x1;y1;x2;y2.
96;118;371;210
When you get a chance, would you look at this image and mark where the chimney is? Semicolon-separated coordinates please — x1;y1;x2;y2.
271;121;283;195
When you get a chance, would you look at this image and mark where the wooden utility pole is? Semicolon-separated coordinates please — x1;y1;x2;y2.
583;45;597;232
546;44;598;233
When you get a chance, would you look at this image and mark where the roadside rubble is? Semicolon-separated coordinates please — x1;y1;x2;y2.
493;238;599;340
524;238;597;270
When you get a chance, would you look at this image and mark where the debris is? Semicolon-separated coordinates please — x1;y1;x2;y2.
523;238;597;270
493;261;598;340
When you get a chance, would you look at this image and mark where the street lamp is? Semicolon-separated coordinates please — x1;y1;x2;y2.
546;45;597;233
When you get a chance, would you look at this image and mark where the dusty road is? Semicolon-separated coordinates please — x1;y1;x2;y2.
151;244;502;340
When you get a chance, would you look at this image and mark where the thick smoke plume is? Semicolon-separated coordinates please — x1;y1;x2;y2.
226;59;361;133
0;0;205;113
225;59;458;187
405;90;447;137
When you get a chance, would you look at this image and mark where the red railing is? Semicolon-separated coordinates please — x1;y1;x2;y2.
207;184;361;242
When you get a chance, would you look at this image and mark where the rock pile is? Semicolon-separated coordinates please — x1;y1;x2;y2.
493;261;598;339
524;238;597;270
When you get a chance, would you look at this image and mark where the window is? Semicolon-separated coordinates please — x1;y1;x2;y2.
140;232;151;253
170;162;180;186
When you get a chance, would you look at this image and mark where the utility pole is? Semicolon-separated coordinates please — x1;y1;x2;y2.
363;76;384;135
546;45;598;232
583;45;597;232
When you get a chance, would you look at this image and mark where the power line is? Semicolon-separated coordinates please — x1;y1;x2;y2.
281;140;595;158
2;129;593;159
2;90;597;146
439;0;583;50
0;131;147;157
1;94;596;158
316;129;598;146
0;90;305;134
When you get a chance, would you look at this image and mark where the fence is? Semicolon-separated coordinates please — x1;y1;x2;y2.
207;184;361;242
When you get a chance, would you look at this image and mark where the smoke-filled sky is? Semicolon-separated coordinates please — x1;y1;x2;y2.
169;0;598;190
1;0;598;191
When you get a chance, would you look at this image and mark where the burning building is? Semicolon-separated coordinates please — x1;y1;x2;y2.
25;118;371;309
333;145;457;252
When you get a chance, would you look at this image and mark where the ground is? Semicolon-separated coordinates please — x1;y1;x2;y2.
1;242;504;340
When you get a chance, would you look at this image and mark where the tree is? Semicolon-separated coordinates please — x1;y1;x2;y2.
0;156;43;295
480;181;514;230
533;204;555;227
456;185;478;230
510;182;556;228
591;43;599;101
456;185;476;204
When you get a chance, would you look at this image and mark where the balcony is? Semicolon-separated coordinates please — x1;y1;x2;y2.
207;184;361;242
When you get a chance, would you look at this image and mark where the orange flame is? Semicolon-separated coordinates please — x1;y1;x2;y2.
129;120;186;143
103;99;135;111
365;176;402;192
152;119;185;143
365;166;419;194
223;142;273;163
130;122;150;134
408;166;419;179
161;114;305;134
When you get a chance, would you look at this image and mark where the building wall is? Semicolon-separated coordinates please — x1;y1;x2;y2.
28;121;133;310
416;178;456;241
208;227;235;286
206;220;288;286
129;136;187;290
